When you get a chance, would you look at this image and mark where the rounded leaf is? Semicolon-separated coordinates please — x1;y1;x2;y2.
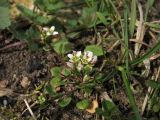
58;97;72;107
76;99;89;110
85;45;104;56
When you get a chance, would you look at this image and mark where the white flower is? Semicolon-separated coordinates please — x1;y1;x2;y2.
46;31;51;36
67;54;73;59
42;26;58;36
67;51;82;63
50;26;58;35
67;50;97;72
75;51;82;57
67;53;74;62
52;31;58;35
50;26;55;31
82;51;97;64
91;56;97;64
83;51;93;62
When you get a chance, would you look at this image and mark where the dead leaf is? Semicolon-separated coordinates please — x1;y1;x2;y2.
86;100;98;114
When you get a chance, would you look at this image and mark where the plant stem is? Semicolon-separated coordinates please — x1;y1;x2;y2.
118;66;141;120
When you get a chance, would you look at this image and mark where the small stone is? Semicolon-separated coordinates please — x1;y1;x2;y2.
3;99;7;106
47;54;55;61
20;77;30;88
0;80;8;88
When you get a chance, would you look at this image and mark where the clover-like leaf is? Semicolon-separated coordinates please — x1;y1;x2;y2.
85;45;104;56
50;67;62;77
76;99;89;110
58;97;72;107
0;7;11;29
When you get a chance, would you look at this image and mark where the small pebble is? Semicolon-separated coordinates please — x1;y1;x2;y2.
20;77;30;88
3;99;7;106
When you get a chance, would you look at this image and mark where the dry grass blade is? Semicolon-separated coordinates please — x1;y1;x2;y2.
0;88;14;97
134;3;145;56
141;67;160;115
24;99;37;120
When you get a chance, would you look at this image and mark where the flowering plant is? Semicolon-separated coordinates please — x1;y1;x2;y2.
42;26;58;36
67;51;97;73
41;26;58;41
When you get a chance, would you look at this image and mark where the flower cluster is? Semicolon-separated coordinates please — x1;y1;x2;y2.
42;26;58;36
67;51;97;72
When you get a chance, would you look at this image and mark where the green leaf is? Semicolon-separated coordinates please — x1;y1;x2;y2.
153;103;160;112
118;66;141;120
16;4;35;18
16;4;50;25
25;27;41;50
96;108;104;115
76;99;89;110
50;67;61;77
96;12;108;25
67;32;81;39
46;2;64;13
58;97;72;107
0;0;9;7
50;77;61;89
0;7;11;29
129;0;137;37
85;45;104;56
145;22;160;29
45;86;55;96
146;80;160;89
102;100;116;111
61;68;71;76
35;0;64;13
79;7;97;28
53;39;73;54
95;73;104;83
145;0;155;21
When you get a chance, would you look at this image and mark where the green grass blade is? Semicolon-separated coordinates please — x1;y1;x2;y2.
106;0;124;38
144;0;155;21
131;40;160;66
124;7;129;74
129;0;137;37
118;66;141;120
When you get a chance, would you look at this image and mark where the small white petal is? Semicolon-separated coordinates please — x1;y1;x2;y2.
84;51;87;57
43;27;48;31
76;51;82;57
50;26;55;31
87;57;92;62
52;31;58;35
46;32;51;36
87;51;93;58
66;62;74;68
67;54;73;59
91;56;97;64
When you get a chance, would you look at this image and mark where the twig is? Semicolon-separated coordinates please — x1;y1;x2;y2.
130;39;151;48
24;99;37;120
0;41;26;52
107;40;120;52
149;53;160;61
22;102;37;115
